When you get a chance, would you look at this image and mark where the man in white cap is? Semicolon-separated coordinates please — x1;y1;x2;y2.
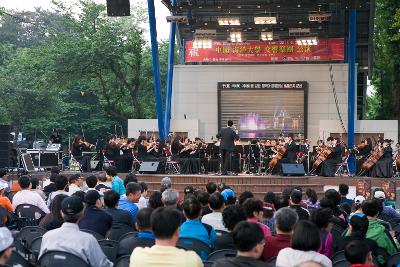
351;195;366;215
0;227;13;266
373;189;400;221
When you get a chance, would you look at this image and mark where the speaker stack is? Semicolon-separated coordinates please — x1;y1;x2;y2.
106;0;130;16
0;125;13;168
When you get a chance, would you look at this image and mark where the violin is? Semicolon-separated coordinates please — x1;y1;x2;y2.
79;140;95;149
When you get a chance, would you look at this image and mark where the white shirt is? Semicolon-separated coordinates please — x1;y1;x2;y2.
47;191;70;207
137;196;148;209
68;184;82;194
39;223;112;267
276;248;332;267
201;212;228;232
12;189;50;214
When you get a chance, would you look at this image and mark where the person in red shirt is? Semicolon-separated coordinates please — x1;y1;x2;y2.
0;184;12;213
345;240;376;267
262;207;298;261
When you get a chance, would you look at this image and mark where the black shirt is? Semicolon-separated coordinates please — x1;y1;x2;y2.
213;256;266;267
72;143;85;157
104;207;134;228
43;183;57;197
49;134;62;144
335;235;379;256
214;232;235;251
78;206;113;237
289;205;310;220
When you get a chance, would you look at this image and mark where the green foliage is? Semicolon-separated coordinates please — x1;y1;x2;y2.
368;1;400;123
0;1;176;141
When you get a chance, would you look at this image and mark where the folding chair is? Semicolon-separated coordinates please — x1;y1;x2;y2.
106;223;135;241
177;237;212;261
206;249;236;262
6;250;35;267
165;157;180;174
14;226;47;256
118;231;138;242
332;259;350;267
99;239;119;263
38;251;89;267
335;156;349;176
15;204;46;225
80;229;105;240
114;255;130;267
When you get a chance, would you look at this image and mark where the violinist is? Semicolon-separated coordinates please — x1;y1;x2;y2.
71;134;93;172
49;129;62;145
135;136;148;161
370;139;393;178
319;137;343;177
355;138;373;173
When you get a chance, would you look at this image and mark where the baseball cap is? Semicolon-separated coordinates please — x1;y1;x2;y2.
69;173;82;182
290;189;303;200
161;177;172;187
354;195;366;204
374;190;385;200
221;189;235;201
0;227;13;251
61;196;84;216
263;202;275;212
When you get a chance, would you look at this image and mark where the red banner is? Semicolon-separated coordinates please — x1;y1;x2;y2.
185;38;344;63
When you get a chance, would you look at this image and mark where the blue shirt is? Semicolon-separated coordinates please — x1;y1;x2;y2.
381;204;400;220
117;196;138;222
112;176;126;195
179;219;216;248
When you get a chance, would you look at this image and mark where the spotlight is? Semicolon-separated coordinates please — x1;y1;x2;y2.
254;16;277;25
218;17;240;26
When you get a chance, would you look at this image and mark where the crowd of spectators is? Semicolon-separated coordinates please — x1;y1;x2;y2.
0;166;399;267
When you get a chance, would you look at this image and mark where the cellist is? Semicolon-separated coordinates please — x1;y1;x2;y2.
355;138;373;174
319;137;344;177
273;133;297;174
370;139;393;178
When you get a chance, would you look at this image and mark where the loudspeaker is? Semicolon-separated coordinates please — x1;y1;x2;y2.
106;0;130;16
282;163;305;176
139;161;160;173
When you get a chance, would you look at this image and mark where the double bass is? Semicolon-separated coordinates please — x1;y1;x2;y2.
360;146;385;171
268;144;287;168
311;145;333;172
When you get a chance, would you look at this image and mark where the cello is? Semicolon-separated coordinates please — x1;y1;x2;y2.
310;145;333;173
268;144;288;168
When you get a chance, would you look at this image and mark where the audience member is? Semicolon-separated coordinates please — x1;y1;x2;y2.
39;196;112;267
0;169;9;190
276;220;332;267
180;197;216;249
339;184;353;206
160;177;172;192
305;188;320;211
104;190;134;227
263;192;277;209
95;172;111;191
47;175;69;207
261;203;276;236
345;240;375;267
197;191;212;216
324;189;348;222
238;191;254;206
78;190;113;237
106;166;125;195
242;198;272;238
39;194;68;230
351;195;366;215
0;184;12;213
138;181;149;209
289;189;310;220
118;182;141;222
320;197;348;229
30;177;46;200
119;208;155;256
85;175;100;194
213;221;266;267
263;207;298;261
373;189;400;221
201;192;228;232
68;174;83;194
43;173;57;197
206;182;217;194
161;189;180;208
310;208;333;258
361;199;398;256
334;213;378;257
130;207;202;267
12;175;49;215
221;188;236;205
148;191;163;209
0;227;13;265
215;204;246;250
124;173;139;188
183;186;195;200
72;190;86;202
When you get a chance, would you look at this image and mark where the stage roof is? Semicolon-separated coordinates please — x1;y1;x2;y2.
164;0;374;72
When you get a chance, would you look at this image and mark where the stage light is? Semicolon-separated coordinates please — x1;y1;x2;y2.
254;16;277;25
288;28;311;36
218;17;240;26
192;38;213;49
296;37;318;46
260;31;273;41
229;31;242;43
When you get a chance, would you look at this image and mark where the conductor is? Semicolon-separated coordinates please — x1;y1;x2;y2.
216;120;239;175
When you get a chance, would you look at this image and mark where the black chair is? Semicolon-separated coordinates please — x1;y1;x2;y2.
203;261;214;267
177;238;212;261
386;252;400;267
331;250;346;263
332;259;350;267
99;239;119;263
114;255;130;267
106;223;135;241
6;251;35;267
388;218;400;229
38;251;89;267
266;256;277;267
215;229;229;237
118;231;138;242
14;226;47;255
331;224;345;246
30;236;43;258
80;229;105;240
15;204;46;225
206;249;236;262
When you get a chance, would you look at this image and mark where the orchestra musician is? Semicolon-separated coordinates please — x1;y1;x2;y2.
71;134;94;172
355;138;373;174
319;137;343;177
135;136;149;161
216;120;239;176
370;139;393;178
49;129;62;145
